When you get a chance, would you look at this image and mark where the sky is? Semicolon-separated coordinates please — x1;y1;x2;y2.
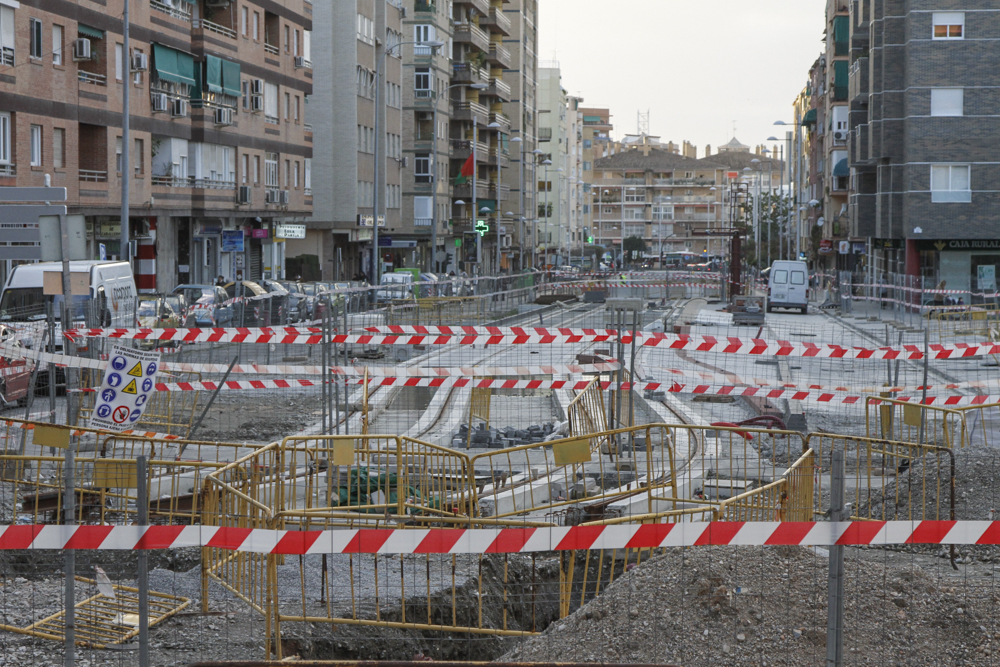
537;0;828;157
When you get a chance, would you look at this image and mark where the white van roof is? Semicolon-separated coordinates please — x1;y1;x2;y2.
6;261;130;286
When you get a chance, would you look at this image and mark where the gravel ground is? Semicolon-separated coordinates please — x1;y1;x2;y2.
502;545;1000;666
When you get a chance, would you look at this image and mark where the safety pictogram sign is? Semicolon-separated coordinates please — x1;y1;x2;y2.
89;345;161;433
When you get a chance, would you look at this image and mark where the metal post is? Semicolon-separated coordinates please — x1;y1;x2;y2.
518;148;524;271
496;146;502;277
430;88;438;272
826;449;845;667
58;213;77;428
137;455;149;667
121;0;131;267
473;123;480;267
919;324;929;446
47;301;56;424
63;445;75;667
187;356;239;441
371;46;385;287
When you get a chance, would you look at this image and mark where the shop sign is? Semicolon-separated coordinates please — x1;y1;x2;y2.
252;229;269;239
838;241;850;254
221;230;244;252
99;222;121;237
378;236;393;247
274;224;306;239
358;214;386;227
196;222;222;235
818;239;834;254
355;229;373;242
852;242;866;255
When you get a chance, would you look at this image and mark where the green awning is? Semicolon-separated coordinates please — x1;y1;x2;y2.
833;158;849;177
152;43;195;87
833;15;849;56
204;54;223;94
221;58;241;97
191;61;203;103
77;24;104;39
802;109;818;125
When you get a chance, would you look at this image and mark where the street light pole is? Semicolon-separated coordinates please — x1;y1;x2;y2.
510;136;523;270
373;39;443;285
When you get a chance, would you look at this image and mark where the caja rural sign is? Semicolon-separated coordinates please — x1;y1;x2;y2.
89;345;161;432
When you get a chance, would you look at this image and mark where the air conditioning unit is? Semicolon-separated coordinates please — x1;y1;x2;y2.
250;95;263;113
265;189;279;203
279;190;290;205
151;93;169;113
251;79;264;95
294;56;310;69
171;98;188;118
401;156;408;168
834;131;848;141
130;52;148;72
214;107;234;126
72;38;92;61
416;112;432;121
237;185;251;204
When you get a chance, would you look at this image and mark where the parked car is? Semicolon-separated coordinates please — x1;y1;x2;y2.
172;285;234;327
223;281;271;326
137;294;184;349
278;281;309;322
375;273;415;303
258;279;292;324
162;292;195;327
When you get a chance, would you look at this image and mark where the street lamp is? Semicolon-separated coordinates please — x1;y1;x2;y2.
430;81;487;273
774;119;804;260
475;120;502;272
509;136;523;270
372;38;444;286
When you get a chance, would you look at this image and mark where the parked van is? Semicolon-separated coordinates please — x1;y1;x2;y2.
0;261;137;347
766;260;809;314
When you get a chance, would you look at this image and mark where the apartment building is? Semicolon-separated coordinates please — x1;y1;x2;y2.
310;0;403;280
566;95;584;263
848;1;1000;295
0;0;313;288
578;107;613;256
591;142;726;261
536;65;566;265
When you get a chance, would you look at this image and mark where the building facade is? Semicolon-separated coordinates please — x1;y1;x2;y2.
848;0;1000;294
0;0;313;288
309;0;402;281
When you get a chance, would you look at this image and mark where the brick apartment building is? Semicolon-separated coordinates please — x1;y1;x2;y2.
0;0;313;289
849;0;1000;295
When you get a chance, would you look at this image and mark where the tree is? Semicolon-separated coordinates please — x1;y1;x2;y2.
623;236;647;267
738;192;793;267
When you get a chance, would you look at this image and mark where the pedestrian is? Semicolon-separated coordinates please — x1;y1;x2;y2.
215;275;226;286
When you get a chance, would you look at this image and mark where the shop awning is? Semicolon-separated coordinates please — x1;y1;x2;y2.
77;24;104;39
802;109;817;125
221;58;241;97
833;158;849;177
152;43;195;87
204;54;223;94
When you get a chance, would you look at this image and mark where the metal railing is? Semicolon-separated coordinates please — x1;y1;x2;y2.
488;43;512;67
149;0;190;20
79;170;108;182
453;22;490;51
0;164;15;177
78;71;107;86
151;175;236;189
193;18;237;39
263;42;279;55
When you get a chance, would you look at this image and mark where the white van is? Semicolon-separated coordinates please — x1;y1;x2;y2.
767;260;809;314
0;261;137;347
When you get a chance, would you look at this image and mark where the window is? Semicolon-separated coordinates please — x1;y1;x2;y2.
931;164;971;203
254;155;260;184
293;29;299;56
241;6;248;36
414;67;431;94
30;125;41;166
623;208;644;221
413;23;436;54
265;152;278;188
53;127;64;169
52;24;63;65
264;82;278;122
791;270;806;285
294;95;299;122
624;188;644;203
284;92;290;121
356;66;375;98
241;79;249;109
252;12;259;40
583;161;591;171
134;138;143;174
115;43;124;81
116;136;123;173
0;112;10;165
132;48;143;85
931;88;963;117
293;160;299;188
304;158;311;192
933;12;963;39
284;24;290;53
284;159;290;187
414;154;431;183
29;18;42;59
242;153;249;183
357;13;374;44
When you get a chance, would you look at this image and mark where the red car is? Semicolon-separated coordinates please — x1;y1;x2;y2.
0;325;32;408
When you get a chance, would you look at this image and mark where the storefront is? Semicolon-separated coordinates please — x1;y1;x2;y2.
909;239;1000;300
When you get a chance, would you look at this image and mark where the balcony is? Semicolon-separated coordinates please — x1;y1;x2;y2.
453;23;490;52
452;62;488;86
78;71;107;87
79;170;108;182
451;100;489;125
151;175;236;189
414;0;436;13
849;57;869;103
453;179;490;200
480;8;511;35
150;0;190;20
453;0;489;15
652;177;716;187
484;77;511;101
264;42;279;56
488;112;510;132
193;18;237;39
537;127;552;141
451;140;489;162
486;43;511;68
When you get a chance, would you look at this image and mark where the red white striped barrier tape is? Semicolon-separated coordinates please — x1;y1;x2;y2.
1;418;183;442
0;521;998;553
363;325;624;339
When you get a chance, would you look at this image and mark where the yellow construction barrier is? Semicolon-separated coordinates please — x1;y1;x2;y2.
865;395;966;449
466;378;491;449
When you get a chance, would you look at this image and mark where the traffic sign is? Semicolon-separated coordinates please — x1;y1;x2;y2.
90;345;161;433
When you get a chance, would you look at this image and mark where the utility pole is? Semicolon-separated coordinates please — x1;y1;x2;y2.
826;449;846;667
121;0;130;266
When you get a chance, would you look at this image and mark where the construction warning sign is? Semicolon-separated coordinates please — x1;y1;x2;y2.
89;345;161;433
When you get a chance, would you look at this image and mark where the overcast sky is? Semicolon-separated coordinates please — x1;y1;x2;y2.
537;0;828;157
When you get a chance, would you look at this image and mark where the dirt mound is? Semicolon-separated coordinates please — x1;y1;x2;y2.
501;545;999;666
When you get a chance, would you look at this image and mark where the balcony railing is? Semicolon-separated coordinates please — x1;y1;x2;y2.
451;139;489;157
193;18;237;39
454;0;489;15
151;175;236;189
79;170;108;182
414;0;436;12
304;188;311;195
265;114;279;125
1;48;12;67
488;112;510;132
652;178;717;186
487;77;511;99
414;218;433;227
481;7;512;35
303;123;312;132
150;0;190;20
487;43;511;68
453;23;490;52
0;164;15;177
452;62;487;85
264;43;279;55
78;71;107;86
451;100;489;124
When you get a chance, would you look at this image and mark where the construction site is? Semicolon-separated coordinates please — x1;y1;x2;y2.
2;273;1000;666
